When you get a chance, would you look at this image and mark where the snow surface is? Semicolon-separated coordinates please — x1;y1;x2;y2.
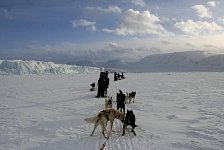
0;73;224;150
0;60;101;75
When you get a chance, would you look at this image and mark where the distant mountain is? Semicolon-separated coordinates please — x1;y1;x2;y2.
0;60;102;75
98;59;125;68
124;51;224;72
73;60;97;67
5;51;223;74
68;51;224;72
197;54;224;71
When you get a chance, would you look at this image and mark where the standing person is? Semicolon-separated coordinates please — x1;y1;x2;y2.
121;72;125;79
96;72;104;98
114;72;118;81
103;71;109;97
116;90;126;112
96;71;110;98
117;73;121;80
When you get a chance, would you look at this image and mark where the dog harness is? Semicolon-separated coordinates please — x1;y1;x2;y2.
101;109;111;121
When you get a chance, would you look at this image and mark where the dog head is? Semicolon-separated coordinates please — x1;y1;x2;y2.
105;97;112;104
126;109;135;122
127;109;133;115
90;82;95;87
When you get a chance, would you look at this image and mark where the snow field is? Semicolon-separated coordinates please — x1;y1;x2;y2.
0;73;224;150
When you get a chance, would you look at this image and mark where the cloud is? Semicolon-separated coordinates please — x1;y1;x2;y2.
102;28;114;33
203;44;218;48
160;41;172;45
107;42;119;49
131;0;145;7
207;1;218;7
217;17;224;24
186;42;195;48
102;9;170;36
2;33;224;64
72;19;96;31
192;5;212;18
86;5;122;14
175;20;223;35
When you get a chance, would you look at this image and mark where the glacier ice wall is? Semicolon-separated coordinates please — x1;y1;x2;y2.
0;60;102;75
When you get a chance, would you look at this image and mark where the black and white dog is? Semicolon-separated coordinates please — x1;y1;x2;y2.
125;91;136;103
90;82;96;91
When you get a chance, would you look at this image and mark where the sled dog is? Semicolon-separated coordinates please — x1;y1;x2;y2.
90;82;96;91
84;108;124;138
125;91;136;103
122;109;137;136
105;97;113;109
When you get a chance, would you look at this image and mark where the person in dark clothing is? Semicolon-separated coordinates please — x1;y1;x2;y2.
117;73;121;80
96;72;103;98
121;72;125;79
96;71;110;98
116;90;126;112
114;72;118;81
103;71;109;97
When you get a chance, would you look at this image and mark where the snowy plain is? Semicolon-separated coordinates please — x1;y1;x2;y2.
0;73;224;150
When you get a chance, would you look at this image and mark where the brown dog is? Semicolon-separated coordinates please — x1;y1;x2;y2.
84;108;124;138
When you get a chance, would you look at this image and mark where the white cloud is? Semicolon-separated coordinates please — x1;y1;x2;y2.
131;0;145;7
102;28;114;33
192;5;212;18
72;19;96;31
175;19;223;35
217;17;224;24
207;1;216;7
86;5;122;14
14;32;224;64
103;9;170;36
107;42;119;49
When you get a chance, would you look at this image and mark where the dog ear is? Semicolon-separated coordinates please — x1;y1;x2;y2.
130;110;134;115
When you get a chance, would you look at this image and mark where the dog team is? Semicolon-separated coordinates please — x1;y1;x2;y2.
86;71;137;139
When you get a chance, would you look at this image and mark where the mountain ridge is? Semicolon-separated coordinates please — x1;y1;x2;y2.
124;51;223;72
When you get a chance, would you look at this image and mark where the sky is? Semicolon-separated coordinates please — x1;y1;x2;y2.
0;0;224;64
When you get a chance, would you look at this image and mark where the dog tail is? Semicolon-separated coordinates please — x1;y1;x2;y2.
84;116;98;123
